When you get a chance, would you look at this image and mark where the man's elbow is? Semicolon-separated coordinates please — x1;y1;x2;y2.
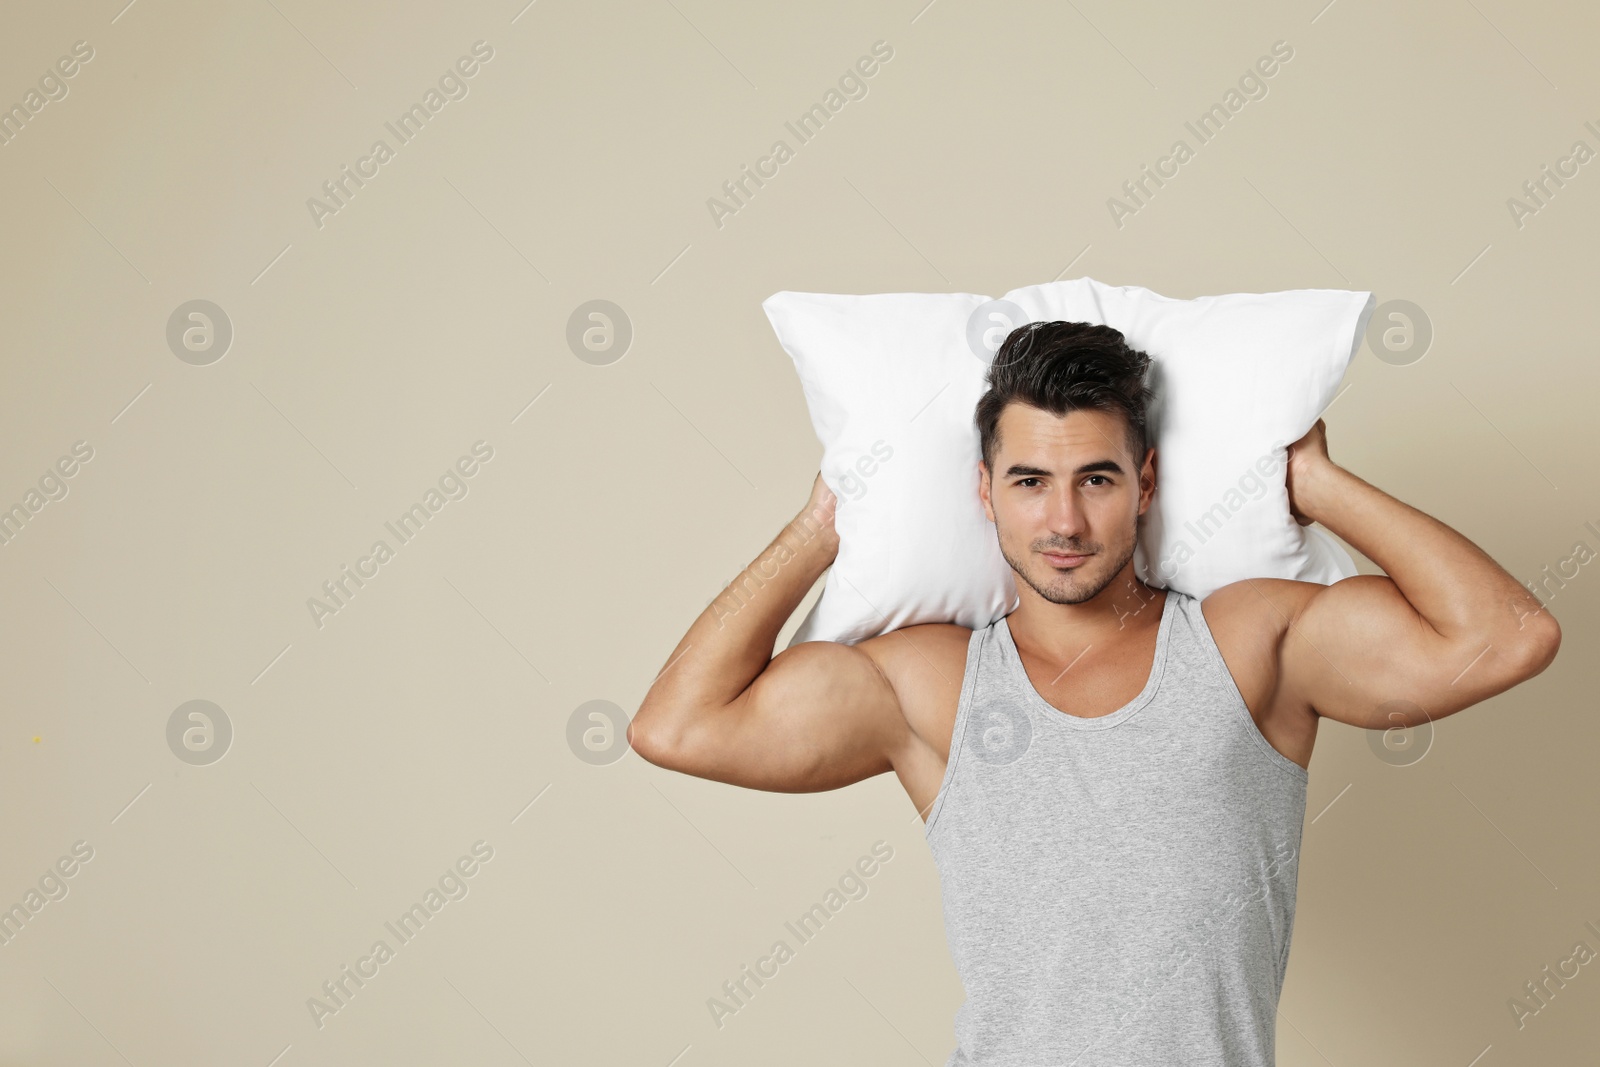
1507;613;1562;680
626;708;671;768
627;705;694;771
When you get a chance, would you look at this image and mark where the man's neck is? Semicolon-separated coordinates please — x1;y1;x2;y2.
1009;569;1166;656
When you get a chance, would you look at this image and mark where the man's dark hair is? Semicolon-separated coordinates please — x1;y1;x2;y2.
974;321;1156;473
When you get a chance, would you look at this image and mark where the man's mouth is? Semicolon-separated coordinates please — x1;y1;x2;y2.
1041;550;1091;568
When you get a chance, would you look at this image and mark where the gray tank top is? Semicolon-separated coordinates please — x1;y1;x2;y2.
924;588;1308;1066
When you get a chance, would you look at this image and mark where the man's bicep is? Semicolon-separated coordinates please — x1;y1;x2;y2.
1280;574;1486;728
671;639;907;793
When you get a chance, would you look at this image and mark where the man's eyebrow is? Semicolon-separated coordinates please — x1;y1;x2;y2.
1003;459;1126;479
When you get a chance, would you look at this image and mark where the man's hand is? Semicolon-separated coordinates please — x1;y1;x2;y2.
793;472;841;559
1286;419;1330;527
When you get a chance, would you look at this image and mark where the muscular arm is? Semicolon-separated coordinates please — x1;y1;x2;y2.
628;476;916;792
1248;421;1561;731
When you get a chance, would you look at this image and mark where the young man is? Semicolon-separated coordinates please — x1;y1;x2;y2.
629;321;1561;1066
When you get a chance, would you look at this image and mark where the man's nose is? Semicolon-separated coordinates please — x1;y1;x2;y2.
1046;488;1088;539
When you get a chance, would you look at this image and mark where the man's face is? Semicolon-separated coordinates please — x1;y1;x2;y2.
979;403;1155;606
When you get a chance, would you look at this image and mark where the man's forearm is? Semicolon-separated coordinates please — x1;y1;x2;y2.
639;505;839;721
1297;460;1547;641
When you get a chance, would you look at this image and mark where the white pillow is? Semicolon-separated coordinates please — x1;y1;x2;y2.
763;277;1376;648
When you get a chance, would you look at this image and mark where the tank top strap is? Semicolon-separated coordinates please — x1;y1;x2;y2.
1167;587;1311;785
921;623;990;837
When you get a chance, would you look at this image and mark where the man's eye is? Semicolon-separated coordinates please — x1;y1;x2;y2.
1085;475;1110;487
1018;477;1041;488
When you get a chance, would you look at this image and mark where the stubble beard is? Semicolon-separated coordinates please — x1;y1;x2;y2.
1001;531;1137;606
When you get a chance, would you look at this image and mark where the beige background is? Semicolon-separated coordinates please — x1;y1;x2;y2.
1;0;1597;1063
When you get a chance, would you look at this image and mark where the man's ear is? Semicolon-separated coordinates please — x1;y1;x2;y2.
977;459;994;523
1138;447;1157;517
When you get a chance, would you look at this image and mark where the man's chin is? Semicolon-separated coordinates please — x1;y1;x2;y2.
1000;541;1132;606
1033;564;1111;605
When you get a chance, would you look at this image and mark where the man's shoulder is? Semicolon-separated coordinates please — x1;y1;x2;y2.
856;622;975;756
856;622;976;680
1199;578;1327;733
1200;577;1324;647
